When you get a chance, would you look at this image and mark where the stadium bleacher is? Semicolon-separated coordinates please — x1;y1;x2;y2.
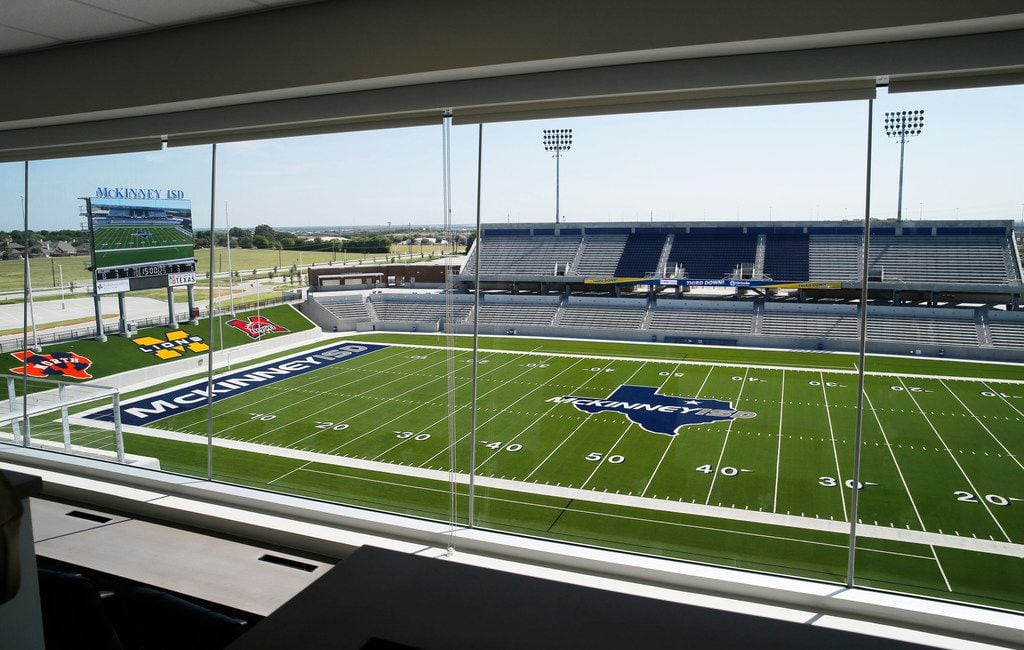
865;315;979;346
463;235;581;275
477;303;557;326
808;234;861;281
368;296;472;323
763;234;810;281
457;221;1020;288
647;308;753;334
575;234;630;276
865;236;1012;283
613;234;667;277
321;300;371;320
761;311;858;340
988;320;1024;348
557;303;646;329
666;232;758;279
307;219;1022;358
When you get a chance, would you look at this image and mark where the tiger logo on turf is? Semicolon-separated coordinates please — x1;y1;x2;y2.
226;316;288;339
9;351;93;379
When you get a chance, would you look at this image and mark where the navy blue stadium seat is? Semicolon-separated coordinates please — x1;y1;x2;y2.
763;234;809;281
667;234;757;279
614;234;666;277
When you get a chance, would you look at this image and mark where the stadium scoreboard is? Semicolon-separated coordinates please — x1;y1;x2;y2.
86;195;196;294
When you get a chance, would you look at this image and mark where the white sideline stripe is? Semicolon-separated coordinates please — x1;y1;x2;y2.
76;417;1024;559
367;341;1024;385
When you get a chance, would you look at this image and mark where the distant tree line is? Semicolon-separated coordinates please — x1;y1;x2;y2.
194;224;391;254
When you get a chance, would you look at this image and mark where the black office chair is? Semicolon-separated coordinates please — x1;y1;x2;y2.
37;568;123;650
122;586;248;650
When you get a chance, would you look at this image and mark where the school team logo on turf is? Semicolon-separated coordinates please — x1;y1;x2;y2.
547;385;756;437
133;331;210;360
9;351;93;379
225;316;288;339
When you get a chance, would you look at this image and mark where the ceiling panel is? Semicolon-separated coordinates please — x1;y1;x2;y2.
0;23;59;51
0;0;148;40
78;0;261;26
0;0;320;56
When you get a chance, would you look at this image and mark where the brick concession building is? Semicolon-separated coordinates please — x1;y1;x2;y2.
308;264;447;289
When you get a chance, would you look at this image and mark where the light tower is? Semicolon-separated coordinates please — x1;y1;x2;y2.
883;110;925;222
542;128;572;223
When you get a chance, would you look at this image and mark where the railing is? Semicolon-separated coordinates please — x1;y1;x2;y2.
0;294;301;353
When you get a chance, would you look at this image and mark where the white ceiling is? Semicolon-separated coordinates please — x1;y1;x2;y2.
0;0;320;56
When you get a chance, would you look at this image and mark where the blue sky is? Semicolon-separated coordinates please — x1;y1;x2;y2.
2;85;1022;232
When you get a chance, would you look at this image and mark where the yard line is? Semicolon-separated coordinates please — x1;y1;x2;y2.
417;358;588;467
863;391;928;530
585;360;693;490
704;367;749;504
929;545;952;592
334;352;531;454
241;349;467;442
246;348;479;444
981;381;1024;420
521;360;644;480
171;345;413;431
233;354;532;485
819;371;848;522
940;379;1024;472
896;376;1012;543
640;364;710;497
373;355;571;462
772;369;785;513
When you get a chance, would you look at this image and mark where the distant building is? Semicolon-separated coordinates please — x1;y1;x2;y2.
53;241;78;257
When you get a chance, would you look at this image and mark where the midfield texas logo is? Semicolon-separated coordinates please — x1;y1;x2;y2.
9;351;93;379
547;385;756;436
133;331;210;360
226;316;288;339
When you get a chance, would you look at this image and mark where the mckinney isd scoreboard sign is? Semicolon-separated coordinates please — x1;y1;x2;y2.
86;190;196;294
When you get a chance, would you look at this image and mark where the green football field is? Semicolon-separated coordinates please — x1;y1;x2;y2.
24;333;1024;612
93;225;194;268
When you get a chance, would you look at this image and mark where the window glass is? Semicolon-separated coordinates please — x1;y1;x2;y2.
15;147;212;474
0;162;28;452
466;103;866;581
199;125;467;525
854;85;1024;611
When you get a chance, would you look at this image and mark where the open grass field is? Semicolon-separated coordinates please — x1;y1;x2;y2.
18;333;1024;612
0;245;449;293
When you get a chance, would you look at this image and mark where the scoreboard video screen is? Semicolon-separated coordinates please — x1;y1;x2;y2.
87;198;196;294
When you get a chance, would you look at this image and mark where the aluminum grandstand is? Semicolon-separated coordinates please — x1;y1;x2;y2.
302;220;1024;362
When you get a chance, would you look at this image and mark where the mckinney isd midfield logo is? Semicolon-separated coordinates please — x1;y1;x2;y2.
547;385;755;436
226;316;288;339
9;351;93;379
133;331;210;360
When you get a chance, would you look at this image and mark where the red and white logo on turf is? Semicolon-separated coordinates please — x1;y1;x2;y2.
226;316;288;339
9;351;93;379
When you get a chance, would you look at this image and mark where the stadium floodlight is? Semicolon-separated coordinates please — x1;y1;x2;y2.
883;110;925;222
542;128;573;223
